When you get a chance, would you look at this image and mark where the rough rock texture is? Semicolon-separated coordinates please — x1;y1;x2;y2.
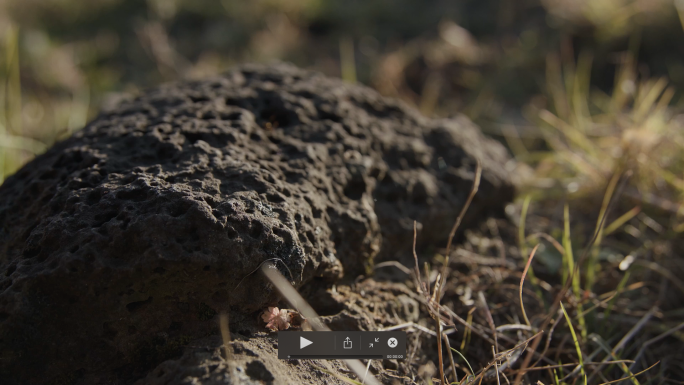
136;280;422;385
0;63;513;383
134;335;348;385
135;333;415;385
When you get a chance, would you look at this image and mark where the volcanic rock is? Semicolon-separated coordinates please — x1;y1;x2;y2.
0;63;513;383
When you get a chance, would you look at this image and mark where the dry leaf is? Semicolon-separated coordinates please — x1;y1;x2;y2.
261;306;290;331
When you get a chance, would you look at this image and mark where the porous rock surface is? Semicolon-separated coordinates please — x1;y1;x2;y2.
137;280;422;385
135;335;353;385
0;63;513;383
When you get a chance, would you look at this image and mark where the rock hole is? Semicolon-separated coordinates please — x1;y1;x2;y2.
211;290;228;302
121;174;137;185
259;107;291;128
93;210;119;227
284;171;303;183
168;200;192;217
249;222;265;239
102;322;118;339
39;169;58;180
225;112;243;120
203;197;218;208
5;264;16;276
344;177;366;200
306;231;316;244
40;192;54;205
0;280;11;292
226;226;238;239
95;225;108;236
22;246;41;259
318;109;342;123
224;98;243;108
272;226;292;242
86;189;103;205
246;361;274;383
126;296;153;313
266;193;284;203
189;95;210;103
21;223;38;242
184;132;203;144
196;302;217;321
305;286;346;316
156;144;177;160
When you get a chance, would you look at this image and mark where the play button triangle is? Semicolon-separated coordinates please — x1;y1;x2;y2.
300;336;313;349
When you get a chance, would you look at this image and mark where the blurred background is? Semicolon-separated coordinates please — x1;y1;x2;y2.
1;0;684;209
3;1;684;381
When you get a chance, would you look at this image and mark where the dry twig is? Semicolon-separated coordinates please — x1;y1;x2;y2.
261;265;381;385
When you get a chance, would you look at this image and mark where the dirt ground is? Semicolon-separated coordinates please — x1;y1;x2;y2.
135;215;541;385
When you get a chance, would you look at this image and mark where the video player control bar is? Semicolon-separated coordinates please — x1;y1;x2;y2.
278;331;406;360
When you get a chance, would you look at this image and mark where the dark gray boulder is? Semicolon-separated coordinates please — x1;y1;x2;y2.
0;63;513;383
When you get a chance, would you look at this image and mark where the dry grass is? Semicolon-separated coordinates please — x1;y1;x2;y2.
407;162;481;384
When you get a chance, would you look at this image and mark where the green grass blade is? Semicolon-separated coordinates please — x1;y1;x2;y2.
602;270;631;335
586;173;620;291
449;346;475;377
603;207;640;236
562;204;573;286
519;195;545;308
560;302;586;385
563;205;586;339
519;195;531;261
339;37;356;83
